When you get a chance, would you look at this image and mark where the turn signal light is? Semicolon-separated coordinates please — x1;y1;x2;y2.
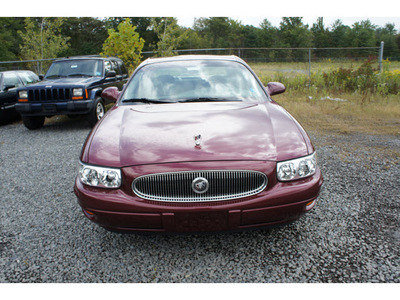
305;200;316;211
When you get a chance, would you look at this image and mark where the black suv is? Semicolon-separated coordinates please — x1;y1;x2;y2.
16;56;128;129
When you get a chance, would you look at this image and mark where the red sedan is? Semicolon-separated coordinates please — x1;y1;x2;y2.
74;55;323;233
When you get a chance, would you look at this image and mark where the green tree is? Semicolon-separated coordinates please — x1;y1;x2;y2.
193;17;244;49
311;17;330;48
258;19;280;48
18;17;70;73
348;20;377;47
104;17;158;52
60;17;108;57
178;28;210;50
101;17;145;71
0;17;25;62
375;23;399;58
278;17;312;61
279;17;312;48
150;17;189;57
330;19;351;48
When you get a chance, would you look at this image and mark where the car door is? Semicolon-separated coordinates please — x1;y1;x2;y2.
0;72;24;109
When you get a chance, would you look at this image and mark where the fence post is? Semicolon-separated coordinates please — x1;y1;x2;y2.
308;48;312;89
378;41;384;73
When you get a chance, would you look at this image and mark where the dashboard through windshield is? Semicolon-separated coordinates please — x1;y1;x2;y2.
121;60;268;104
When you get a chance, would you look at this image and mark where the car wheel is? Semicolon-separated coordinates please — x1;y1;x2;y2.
22;116;45;130
88;98;105;126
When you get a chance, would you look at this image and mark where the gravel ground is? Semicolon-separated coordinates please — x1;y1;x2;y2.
0;117;399;283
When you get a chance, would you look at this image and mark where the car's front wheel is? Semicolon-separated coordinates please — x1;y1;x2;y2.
87;97;105;126
22;116;45;130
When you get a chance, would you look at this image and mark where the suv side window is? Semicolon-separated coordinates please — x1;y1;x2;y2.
104;60;112;74
116;60;129;77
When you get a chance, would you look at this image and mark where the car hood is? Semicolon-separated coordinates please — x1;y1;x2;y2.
24;77;99;88
84;102;311;167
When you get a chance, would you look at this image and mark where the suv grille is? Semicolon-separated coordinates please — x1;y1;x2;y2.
132;170;268;202
28;88;72;101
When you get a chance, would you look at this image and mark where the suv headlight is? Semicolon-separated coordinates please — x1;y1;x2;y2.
79;162;121;188
73;88;83;97
19;90;28;99
277;152;317;181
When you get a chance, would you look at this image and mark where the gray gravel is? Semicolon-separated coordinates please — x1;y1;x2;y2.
0;117;399;283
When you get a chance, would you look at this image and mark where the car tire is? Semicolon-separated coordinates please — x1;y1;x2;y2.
22;116;45;130
87;97;105;126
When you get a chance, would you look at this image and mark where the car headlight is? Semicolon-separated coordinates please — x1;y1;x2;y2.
19;90;28;99
277;152;317;181
79;162;121;188
73;88;83;97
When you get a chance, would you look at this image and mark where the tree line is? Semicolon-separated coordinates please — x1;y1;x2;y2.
1;17;399;66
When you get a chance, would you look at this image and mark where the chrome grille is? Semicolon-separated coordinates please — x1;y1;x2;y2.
132;170;268;202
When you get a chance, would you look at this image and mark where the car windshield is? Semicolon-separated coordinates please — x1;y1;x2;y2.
121;60;268;103
45;59;103;78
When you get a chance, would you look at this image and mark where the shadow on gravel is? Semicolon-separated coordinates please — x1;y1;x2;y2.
21;116;93;133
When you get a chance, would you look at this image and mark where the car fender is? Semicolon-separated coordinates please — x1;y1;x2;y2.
88;88;103;101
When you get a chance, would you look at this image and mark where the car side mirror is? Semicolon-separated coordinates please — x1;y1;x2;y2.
105;70;117;78
3;84;16;91
267;82;286;96
101;87;120;103
39;74;45;80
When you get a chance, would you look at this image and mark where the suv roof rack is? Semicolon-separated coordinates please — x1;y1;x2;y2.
64;55;103;59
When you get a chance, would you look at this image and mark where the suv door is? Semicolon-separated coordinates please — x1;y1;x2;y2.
105;60;126;90
115;59;129;79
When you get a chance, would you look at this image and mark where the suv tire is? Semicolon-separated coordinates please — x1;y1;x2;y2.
87;97;105;126
22;116;45;130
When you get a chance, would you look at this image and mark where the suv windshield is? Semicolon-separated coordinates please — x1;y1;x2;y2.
45;59;103;78
121;60;268;103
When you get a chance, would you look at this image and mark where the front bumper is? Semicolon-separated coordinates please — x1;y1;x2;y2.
74;161;323;233
15;100;94;116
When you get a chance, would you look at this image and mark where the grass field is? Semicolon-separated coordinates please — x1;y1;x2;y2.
249;60;400;78
248;60;400;136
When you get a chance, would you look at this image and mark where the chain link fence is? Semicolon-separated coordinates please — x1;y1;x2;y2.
1;45;384;80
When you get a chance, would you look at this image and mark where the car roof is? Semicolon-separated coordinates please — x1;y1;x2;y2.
54;56;122;62
0;70;34;75
140;55;247;67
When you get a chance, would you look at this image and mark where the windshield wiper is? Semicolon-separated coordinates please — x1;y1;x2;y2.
121;98;174;104
45;75;67;79
67;73;92;77
177;97;242;103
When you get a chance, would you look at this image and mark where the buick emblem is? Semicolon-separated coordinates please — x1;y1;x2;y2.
194;134;202;146
192;177;209;194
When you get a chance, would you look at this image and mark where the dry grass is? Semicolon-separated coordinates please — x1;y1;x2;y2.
274;91;400;136
249;60;400;79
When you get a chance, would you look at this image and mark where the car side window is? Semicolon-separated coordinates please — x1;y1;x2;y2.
3;72;23;88
18;71;40;85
